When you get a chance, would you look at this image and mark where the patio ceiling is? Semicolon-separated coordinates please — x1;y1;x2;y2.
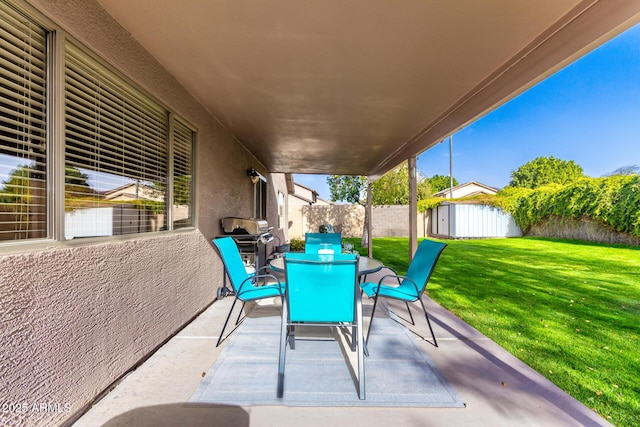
96;0;640;179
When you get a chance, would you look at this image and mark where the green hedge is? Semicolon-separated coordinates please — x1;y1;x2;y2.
416;176;640;238
417;197;445;212
506;176;640;237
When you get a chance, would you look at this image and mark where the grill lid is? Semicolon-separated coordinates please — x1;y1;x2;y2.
221;217;269;235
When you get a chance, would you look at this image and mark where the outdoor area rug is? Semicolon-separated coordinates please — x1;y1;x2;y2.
189;312;465;407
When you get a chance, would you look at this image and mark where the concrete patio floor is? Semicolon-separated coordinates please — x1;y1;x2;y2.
71;272;613;427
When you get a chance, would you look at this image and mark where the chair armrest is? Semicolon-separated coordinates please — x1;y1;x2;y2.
384;266;399;275
377;274;420;295
256;265;271;275
376;273;403;285
363;274;399;294
378;268;401;286
238;274;284;297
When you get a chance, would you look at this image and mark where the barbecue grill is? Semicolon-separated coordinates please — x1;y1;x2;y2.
216;217;275;298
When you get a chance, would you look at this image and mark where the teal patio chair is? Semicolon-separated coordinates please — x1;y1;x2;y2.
305;232;342;254
360;239;447;347
212;237;285;347
277;253;365;399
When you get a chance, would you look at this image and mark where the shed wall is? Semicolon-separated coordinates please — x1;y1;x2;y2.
431;204;522;238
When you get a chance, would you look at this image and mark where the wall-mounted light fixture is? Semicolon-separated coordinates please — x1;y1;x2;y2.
247;168;260;184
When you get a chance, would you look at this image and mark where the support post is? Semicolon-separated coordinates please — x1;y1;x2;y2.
408;157;418;260
366;181;373;258
449;135;453;198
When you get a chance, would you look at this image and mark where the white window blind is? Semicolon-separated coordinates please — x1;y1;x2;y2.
0;2;47;241
65;42;169;238
172;117;193;229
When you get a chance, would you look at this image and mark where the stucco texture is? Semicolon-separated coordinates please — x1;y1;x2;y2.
0;231;219;427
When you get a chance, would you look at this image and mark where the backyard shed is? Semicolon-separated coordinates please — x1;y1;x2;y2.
431;202;522;239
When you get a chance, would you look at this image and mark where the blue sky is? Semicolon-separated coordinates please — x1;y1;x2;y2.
295;23;640;200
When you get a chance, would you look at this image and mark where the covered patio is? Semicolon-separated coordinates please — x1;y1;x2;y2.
73;283;611;427
91;0;640;255
3;1;640;426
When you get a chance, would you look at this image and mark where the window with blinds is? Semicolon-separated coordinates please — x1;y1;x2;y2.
64;42;170;239
0;3;196;244
172;117;194;229
0;3;48;242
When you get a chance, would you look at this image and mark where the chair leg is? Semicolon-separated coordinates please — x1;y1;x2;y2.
287;325;296;350
277;302;288;398
405;301;415;325
216;296;240;347
350;325;357;351
419;298;438;347
365;292;380;345
356;291;366;399
235;301;246;325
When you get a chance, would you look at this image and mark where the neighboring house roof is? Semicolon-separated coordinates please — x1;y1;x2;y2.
289;193;313;206
293;182;317;201
313;197;333;206
102;182;164;202
433;181;499;198
288;181;333;206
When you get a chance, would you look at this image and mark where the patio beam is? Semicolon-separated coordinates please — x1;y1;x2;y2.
408;156;417;260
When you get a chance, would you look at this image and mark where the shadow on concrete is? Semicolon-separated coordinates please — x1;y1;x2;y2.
99;403;249;427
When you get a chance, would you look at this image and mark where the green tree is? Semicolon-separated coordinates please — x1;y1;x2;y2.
0;165;38;204
173;175;192;205
327;175;367;204
327;175;369;245
427;174;459;193
0;164;48;239
508;156;584;189
371;164;431;204
64;166;95;197
327;165;431;245
0;165;83;203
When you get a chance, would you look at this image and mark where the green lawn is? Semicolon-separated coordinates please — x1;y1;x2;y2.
344;236;640;427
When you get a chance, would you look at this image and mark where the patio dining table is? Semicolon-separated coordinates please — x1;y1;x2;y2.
268;255;383;280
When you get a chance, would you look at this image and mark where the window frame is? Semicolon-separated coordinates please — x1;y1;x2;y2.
253;174;267;220
277;191;285;230
0;2;197;248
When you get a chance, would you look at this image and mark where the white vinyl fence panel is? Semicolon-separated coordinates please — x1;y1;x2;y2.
432;203;522;238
